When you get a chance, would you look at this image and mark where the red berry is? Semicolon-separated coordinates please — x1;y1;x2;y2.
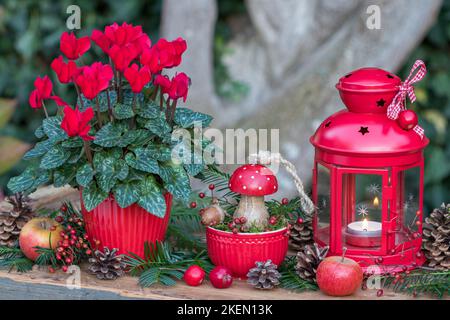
67;225;72;230
70;240;76;246
375;257;383;264
61;205;67;212
232;228;238;234
48;267;55;273
64;235;69;240
70;229;76;235
209;266;233;289
199;208;205;216
281;198;289;205
234;218;241;225
184;265;206;287
416;210;421;216
297;218;304;224
65;258;72;264
239;216;247;224
208;184;215;190
228;223;235;230
60;232;65;237
269;217;277;225
198;192;205;199
190;202;197;209
83;235;89;240
376;289;384;297
62;266;68;272
56;254;62;260
86;249;92;255
55;216;63;223
415;221;421;226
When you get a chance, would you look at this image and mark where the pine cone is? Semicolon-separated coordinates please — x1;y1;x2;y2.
88;247;126;280
422;203;450;270
0;193;34;247
295;243;329;283
289;218;314;250
247;260;281;289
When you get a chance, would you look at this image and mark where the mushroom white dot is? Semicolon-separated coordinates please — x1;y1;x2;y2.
239;175;242;179
258;186;262;190
243;186;247;189
274;186;276;189
251;176;254;179
266;177;270;181
243;167;247;170
256;171;259;173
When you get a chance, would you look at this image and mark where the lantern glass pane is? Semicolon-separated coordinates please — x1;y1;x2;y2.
342;174;383;250
395;167;420;246
316;164;331;246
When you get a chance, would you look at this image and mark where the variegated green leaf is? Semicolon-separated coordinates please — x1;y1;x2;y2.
114;181;139;208
40;145;70;169
42;116;67;142
174;108;213;128
113;103;135;119
138;189;166;218
23;139;54;160
76;163;95;187
93;123;123;147
82;182;108;212
125;149;159;174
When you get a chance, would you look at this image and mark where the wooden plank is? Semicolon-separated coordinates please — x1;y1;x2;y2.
0;266;430;300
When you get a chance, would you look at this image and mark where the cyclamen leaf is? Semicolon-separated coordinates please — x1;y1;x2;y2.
62;137;83;148
76;164;95;187
82;182;108;212
98;91;117;112
23;139;54;160
93;123;123;147
145;115;171;138
125;149;159;174
174;108;213;128
114;182;139;208
42;116;67;142
40;145;70;170
7;167;36;193
138;189;167;218
138;102;161;119
113;103;135;119
95;156;117;193
35;125;45;138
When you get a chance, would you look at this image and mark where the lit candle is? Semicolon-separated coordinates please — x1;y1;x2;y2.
347;219;382;237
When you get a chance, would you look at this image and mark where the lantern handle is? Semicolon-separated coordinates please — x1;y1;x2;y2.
249;151;315;215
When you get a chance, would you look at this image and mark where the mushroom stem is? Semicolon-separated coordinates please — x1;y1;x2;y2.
234;195;269;229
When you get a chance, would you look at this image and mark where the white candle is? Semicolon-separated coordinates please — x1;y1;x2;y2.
347;219;382;237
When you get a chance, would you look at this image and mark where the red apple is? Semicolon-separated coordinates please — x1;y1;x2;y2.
316;256;363;296
19;217;64;261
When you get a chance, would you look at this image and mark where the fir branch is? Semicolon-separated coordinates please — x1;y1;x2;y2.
381;269;450;298
279;256;318;292
0;246;34;273
34;247;58;268
124;241;214;287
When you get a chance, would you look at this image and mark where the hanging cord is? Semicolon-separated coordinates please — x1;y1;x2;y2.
249;150;315;215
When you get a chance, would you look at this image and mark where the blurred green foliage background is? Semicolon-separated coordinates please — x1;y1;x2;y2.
0;0;448;211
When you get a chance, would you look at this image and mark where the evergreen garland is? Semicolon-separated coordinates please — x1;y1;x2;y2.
124;241;214;287
381;268;450;298
0;246;33;273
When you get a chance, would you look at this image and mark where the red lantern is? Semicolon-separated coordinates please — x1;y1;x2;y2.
310;67;428;271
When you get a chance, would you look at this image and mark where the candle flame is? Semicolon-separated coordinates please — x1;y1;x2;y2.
373;196;380;208
362;218;368;231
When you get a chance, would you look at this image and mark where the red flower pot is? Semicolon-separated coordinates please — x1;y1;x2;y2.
206;227;289;278
81;192;172;258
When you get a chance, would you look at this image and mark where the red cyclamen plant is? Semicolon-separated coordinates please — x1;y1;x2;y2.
9;22;213;216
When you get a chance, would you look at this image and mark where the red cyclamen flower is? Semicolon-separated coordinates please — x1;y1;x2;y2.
51;55;79;83
29;76;53;109
154;72;191;102
124;64;151;93
60;32;91;60
61;106;95;141
108;44;139;72
74;62;114;100
141;37;187;74
91;29;112;54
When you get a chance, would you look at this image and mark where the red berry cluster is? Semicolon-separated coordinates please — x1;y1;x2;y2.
227;216;248;234
53;204;93;272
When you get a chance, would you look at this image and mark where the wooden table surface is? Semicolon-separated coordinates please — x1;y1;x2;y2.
0;186;440;300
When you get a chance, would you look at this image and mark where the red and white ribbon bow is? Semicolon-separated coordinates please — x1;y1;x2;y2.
387;59;426;139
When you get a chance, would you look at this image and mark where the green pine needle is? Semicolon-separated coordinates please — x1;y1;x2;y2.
0;246;34;273
279;256;318;292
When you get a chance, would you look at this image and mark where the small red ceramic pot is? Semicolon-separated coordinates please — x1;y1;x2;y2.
336;67;401;113
81;192;172;258
206;227;289;278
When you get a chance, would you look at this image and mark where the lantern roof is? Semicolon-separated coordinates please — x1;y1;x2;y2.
311;67;428;156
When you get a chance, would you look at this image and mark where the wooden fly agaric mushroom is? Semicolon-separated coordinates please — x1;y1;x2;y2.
229;164;278;228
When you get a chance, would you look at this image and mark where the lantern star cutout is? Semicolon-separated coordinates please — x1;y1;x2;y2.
325;121;331;128
376;99;386;107
358;126;369;135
